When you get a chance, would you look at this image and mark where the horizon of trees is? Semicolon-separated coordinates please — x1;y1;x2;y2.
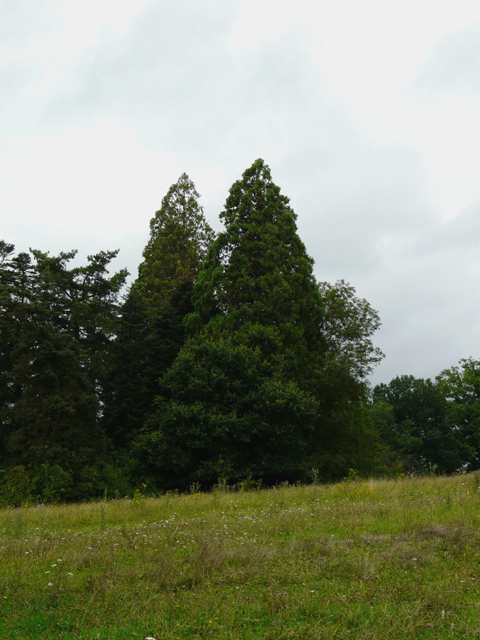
0;159;478;505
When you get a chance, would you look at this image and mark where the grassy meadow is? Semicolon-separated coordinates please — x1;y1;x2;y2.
2;474;480;639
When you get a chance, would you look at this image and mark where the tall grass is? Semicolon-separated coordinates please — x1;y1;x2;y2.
2;473;480;639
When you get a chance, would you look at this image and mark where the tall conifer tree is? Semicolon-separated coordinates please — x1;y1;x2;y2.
104;174;214;447
136;160;323;488
190;159;323;355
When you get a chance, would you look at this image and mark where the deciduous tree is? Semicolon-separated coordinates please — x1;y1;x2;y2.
436;358;480;470
372;375;469;473
135;323;317;489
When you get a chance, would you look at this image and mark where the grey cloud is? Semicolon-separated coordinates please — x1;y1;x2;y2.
0;0;58;46
355;207;480;386
41;0;238;135
0;0;63;131
3;2;479;386
43;4;445;300
0;58;36;106
413;27;480;95
413;200;480;255
275;140;434;281
41;7;335;169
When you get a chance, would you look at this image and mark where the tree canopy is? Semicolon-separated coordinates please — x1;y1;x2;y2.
135;323;318;489
436;358;480;470
371;375;470;474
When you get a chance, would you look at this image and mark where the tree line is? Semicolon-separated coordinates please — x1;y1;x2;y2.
0;160;478;504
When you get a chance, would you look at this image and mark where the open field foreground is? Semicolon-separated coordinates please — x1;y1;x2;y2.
2;475;480;639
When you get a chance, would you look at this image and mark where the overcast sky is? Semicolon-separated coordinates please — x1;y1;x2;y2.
1;0;479;385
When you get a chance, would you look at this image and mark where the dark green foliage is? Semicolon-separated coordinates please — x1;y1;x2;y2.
102;290;157;449
0;242;23;460
372;375;469;474
102;282;194;448
31;463;74;504
135;323;317;490
0;243;128;498
0;465;32;507
307;403;386;480
136;160;325;489
0;163;399;499
6;323;99;470
137;160;390;488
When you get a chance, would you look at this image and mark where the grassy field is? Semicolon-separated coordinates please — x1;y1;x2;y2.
2;474;480;639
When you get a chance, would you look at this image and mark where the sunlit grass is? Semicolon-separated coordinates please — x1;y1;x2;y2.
2;473;480;638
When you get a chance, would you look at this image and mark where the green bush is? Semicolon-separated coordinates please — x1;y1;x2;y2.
32;463;73;504
0;465;32;507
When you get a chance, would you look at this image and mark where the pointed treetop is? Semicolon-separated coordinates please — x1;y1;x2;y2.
191;159;322;351
134;173;215;312
219;159;295;227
